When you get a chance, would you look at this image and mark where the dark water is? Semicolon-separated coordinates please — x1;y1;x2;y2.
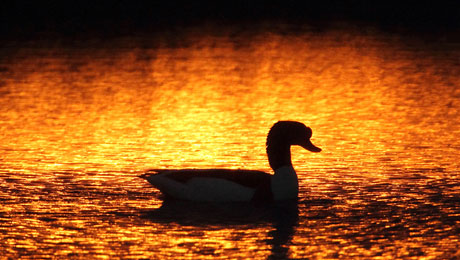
1;25;460;259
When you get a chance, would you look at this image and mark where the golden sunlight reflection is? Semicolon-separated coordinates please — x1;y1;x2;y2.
1;28;460;258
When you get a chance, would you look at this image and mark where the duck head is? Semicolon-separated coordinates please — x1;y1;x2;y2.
266;121;321;170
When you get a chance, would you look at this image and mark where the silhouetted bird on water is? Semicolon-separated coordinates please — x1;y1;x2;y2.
140;121;321;202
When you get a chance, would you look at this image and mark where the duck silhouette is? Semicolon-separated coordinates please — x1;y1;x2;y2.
140;121;321;202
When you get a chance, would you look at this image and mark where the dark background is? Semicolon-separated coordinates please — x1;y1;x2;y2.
1;1;460;41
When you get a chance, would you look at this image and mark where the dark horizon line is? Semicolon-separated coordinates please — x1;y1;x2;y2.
1;0;460;42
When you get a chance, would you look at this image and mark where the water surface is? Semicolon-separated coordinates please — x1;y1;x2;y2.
1;26;460;259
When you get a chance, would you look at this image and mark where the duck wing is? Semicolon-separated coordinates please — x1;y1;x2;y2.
143;169;271;189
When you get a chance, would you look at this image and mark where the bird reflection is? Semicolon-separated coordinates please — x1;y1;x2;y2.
266;201;299;259
143;200;299;259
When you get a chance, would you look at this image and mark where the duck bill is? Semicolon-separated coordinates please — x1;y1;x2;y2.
301;140;322;152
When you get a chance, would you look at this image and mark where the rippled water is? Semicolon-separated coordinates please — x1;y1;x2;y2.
1;25;460;259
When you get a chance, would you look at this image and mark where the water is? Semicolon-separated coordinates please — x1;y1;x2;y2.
1;25;460;259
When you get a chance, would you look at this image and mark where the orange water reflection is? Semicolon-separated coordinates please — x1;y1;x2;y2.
1;27;460;258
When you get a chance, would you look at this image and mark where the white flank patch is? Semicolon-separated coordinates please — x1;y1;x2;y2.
147;175;255;202
187;177;255;202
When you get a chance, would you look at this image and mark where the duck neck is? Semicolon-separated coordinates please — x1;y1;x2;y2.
266;142;293;171
266;132;299;200
271;165;298;200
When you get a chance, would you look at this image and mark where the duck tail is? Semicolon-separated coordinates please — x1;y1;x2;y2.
139;169;160;179
139;169;174;179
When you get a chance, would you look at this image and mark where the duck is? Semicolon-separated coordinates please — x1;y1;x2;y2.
140;121;321;202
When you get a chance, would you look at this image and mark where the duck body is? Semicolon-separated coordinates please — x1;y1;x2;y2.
143;168;271;202
141;121;321;202
143;165;298;202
